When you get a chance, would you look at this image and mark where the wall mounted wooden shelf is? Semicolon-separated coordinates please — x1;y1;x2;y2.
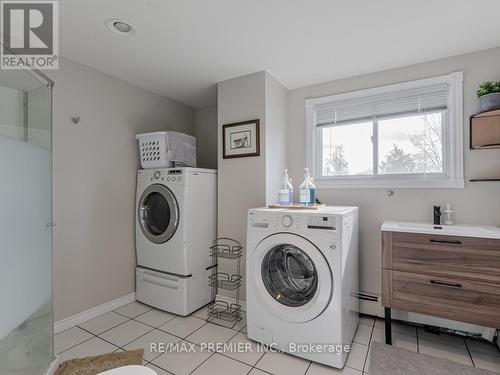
469;109;500;182
470;109;500;149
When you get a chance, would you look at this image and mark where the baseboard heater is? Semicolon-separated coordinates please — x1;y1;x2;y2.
352;291;379;302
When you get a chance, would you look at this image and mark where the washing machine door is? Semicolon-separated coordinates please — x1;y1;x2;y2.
138;184;179;244
251;233;333;323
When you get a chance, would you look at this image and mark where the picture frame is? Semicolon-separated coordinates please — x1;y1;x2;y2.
222;119;260;159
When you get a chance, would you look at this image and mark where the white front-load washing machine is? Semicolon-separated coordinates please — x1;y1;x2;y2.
135;167;216;315
246;206;359;368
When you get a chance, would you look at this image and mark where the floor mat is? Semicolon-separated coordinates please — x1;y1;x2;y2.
369;342;496;375
53;349;144;375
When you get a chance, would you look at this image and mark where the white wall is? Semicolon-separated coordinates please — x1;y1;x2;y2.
217;72;267;300
48;58;194;320
195;106;218;169
265;74;288;205
287;47;500;301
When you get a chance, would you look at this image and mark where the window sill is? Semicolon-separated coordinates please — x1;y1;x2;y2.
314;176;465;189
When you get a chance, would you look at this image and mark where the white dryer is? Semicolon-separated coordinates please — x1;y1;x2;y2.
135;167;216;315
246;207;359;368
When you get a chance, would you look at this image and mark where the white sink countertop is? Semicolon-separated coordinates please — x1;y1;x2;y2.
381;221;500;240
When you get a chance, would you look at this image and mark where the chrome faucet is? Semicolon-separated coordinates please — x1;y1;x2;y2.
433;206;442;226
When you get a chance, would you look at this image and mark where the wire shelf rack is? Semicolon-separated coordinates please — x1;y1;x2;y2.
206;238;242;328
209;242;243;259
208;272;242;291
207;300;242;322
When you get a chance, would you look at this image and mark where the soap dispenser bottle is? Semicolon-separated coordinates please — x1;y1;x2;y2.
299;168;316;206
278;169;293;205
444;203;454;225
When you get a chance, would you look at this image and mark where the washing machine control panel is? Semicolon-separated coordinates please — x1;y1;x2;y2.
271;213;338;234
249;211;340;238
307;215;337;232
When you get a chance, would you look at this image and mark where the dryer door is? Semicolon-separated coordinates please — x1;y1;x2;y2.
138;184;179;244
251;233;333;323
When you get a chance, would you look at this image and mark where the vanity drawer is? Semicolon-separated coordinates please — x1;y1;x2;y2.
383;231;500;284
386;270;500;328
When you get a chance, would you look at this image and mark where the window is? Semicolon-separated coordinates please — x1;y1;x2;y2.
306;72;464;188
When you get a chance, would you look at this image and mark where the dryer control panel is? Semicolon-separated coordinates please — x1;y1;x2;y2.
165;169;184;183
138;169;185;184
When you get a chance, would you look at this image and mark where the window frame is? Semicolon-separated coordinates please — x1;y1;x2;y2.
305;72;464;189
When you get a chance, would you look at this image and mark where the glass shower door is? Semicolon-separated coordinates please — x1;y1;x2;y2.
0;69;53;375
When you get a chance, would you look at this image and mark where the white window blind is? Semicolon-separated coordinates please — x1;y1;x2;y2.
314;83;449;127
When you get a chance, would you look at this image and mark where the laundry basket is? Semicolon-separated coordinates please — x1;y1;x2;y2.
136;131;196;169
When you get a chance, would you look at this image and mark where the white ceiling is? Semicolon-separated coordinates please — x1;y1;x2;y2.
61;0;500;108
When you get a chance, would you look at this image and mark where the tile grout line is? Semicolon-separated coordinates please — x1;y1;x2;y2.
76;314;134;336
55;332;99;356
252;366;274;375
304;361;312;374
79;322;178;363
216;350;257;369
252;345;268;371
187;350;216;375
362;321;376;373
105;325;157;349
187;321;240;358
145;360;176;375
141;321;205;343
463;339;476;367
76;328;124;352
416;327;420;354
112;303;154;320
149;322;238;371
131;318;177;334
130;307;155;319
76;316;132;337
81;327;137;354
233;335;269;375
132;314;177;329
146;356;180;374
65;305;245;360
213;327;265;369
182;320;210;342
99;310;214;351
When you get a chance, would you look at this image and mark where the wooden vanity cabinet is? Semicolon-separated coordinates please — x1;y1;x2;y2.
381;231;500;344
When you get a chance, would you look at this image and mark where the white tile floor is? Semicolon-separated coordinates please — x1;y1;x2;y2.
54;301;500;375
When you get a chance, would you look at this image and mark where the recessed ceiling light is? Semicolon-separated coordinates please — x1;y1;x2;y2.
105;18;135;36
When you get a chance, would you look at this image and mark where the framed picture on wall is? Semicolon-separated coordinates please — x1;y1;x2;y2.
222;119;260;158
